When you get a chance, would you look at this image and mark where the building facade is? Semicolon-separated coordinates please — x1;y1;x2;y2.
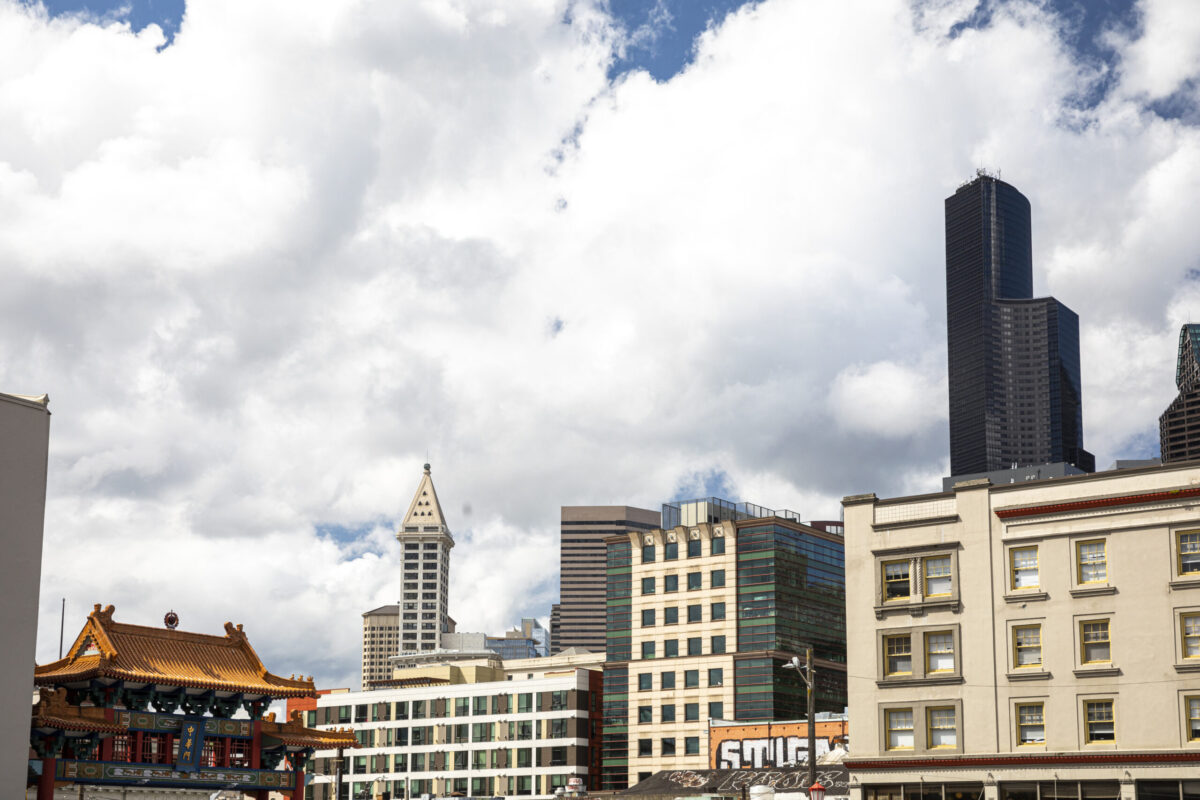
558;506;660;653
945;172;1093;477
1;391;49;799
602;504;846;790
362;606;401;689
397;465;454;653
301;655;604;800
843;462;1200;800
486;619;550;660
1160;324;1200;463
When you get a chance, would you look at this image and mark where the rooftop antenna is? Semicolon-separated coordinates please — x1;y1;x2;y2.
58;598;65;659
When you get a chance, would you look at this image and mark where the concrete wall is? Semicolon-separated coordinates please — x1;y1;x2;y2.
1;392;50;797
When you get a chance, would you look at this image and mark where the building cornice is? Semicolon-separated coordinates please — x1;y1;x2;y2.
847;751;1200;770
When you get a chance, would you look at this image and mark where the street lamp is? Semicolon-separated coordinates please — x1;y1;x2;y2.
782;647;816;789
808;782;826;800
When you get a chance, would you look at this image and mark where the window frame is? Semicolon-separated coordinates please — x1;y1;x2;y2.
876;624;962;685
884;634;912;677
1183;613;1200;661
872;546;961;615
1009;545;1040;591
1079;618;1112;665
877;699;963;754
1015;701;1046;747
1185;695;1200;744
884;708;914;751
1076;539;1108;585
926;706;957;749
923;555;952;598
1012;623;1043;671
1082;698;1116;745
1179;530;1200;577
924;631;955;674
881;559;911;603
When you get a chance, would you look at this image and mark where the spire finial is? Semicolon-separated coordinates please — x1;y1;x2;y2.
423;463;431;473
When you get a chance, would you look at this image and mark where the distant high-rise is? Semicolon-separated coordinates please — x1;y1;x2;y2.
557;506;659;653
397;464;454;651
945;173;1094;476
1160;324;1200;463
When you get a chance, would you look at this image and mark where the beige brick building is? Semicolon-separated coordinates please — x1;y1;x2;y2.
843;461;1200;800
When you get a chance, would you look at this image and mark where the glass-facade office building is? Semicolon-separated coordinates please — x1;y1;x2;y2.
945;174;1094;477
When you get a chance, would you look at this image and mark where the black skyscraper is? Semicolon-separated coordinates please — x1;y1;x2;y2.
945;173;1094;476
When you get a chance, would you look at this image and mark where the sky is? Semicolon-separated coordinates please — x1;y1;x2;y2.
4;0;1200;693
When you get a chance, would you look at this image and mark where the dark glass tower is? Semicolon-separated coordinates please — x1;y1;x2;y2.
1160;324;1200;463
945;173;1094;476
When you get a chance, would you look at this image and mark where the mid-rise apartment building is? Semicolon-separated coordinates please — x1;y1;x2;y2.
602;500;846;790
843;461;1200;800
302;653;604;800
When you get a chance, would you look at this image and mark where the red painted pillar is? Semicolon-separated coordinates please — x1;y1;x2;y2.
251;720;262;768
37;756;55;800
100;736;113;761
293;761;305;800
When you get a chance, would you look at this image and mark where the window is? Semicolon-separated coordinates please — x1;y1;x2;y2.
661;737;676;755
642;577;655;595
687;539;701;558
712;537;725;555
664;542;678;560
687;572;702;590
638;673;652;691
885;635;912;676
927;707;956;748
642;609;655;627
684;669;699;688
924;556;951;596
638;706;652;724
664;639;678;657
685;703;699;721
712;602;726;620
1084;699;1115;742
711;635;726;654
711;569;726;588
1077;540;1107;584
664;575;679;593
687;637;702;656
1188;697;1200;741
641;641;655;659
517;693;533;713
661;704;676;722
1081;620;1111;664
661;671;675;689
886;709;914;750
1180;532;1200;575
883;560;910;601
1017;703;1045;745
1014;625;1042;668
664;606;678;624
925;632;954;673
685;737;700;755
709;702;724;719
687;605;702;623
1184;614;1200;659
708;668;723;686
637;739;652;757
642;545;655;563
1010;546;1039;589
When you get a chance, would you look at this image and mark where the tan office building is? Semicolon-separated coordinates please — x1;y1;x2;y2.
843;461;1200;800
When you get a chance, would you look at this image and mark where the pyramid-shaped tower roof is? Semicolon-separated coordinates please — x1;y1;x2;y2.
400;463;452;540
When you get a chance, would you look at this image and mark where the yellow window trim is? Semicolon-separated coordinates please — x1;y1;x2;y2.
1009;546;1040;591
1012;624;1042;669
1181;530;1200;576
1186;696;1200;742
1076;539;1108;585
882;559;911;603
923;555;952;598
1181;613;1200;660
1079;619;1112;664
884;634;912;676
925;631;955;674
1083;699;1115;744
1015;702;1045;747
926;706;957;749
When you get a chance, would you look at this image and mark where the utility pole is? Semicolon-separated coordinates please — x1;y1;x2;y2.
805;646;815;789
335;746;344;800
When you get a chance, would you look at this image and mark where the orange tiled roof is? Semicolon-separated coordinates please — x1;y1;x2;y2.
261;710;359;750
32;688;128;734
35;605;317;698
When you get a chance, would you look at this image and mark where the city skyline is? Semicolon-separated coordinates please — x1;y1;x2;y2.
6;0;1200;697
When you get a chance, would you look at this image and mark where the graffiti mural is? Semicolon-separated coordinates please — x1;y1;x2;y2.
715;735;831;769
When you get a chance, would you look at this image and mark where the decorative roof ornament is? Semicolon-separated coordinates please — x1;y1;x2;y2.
164;610;179;630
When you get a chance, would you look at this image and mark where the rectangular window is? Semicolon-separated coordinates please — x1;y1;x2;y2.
1181;532;1200;575
664;575;678;593
708;668;723;686
924;556;951;596
885;635;912;676
664;606;678;625
1184;614;1200;659
1017;703;1045;745
1011;546;1040;589
709;702;724;719
638;673;652;691
712;537;725;555
638;706;652;724
684;669;699;688
637;739;652;757
886;709;914;750
711;635;726;654
925;632;954;673
687;539;701;558
1014;625;1042;668
711;602;726;620
641;641;655;659
1188;697;1200;741
642;577;655;595
687;572;703;590
661;704;676;722
1085;699;1115;742
642;545;655;563
687;637;702;656
664;542;678;560
661;737;676;755
927;707;956;748
1077;540;1107;584
641;609;655;627
711;569;726;588
687;605;702;623
661;671;675;689
664;639;678;657
883;560;910;601
684;736;699;755
685;702;699;721
1081;620;1111;664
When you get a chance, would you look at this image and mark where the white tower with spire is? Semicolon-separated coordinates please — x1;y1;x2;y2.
397;463;455;652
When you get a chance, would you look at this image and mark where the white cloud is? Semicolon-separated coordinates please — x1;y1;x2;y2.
4;0;1200;690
